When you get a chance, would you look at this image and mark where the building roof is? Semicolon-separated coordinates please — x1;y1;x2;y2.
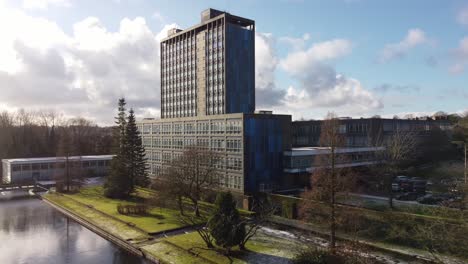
284;146;385;157
2;155;114;164
161;8;254;42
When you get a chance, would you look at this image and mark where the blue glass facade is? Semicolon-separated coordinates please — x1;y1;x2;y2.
243;114;291;193
225;23;255;115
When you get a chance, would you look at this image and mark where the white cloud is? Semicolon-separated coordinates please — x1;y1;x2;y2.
378;28;427;63
277;38;382;119
22;0;71;10
0;6;167;125
449;36;468;74
255;32;285;107
280;39;352;78
280;33;311;50
457;6;468;26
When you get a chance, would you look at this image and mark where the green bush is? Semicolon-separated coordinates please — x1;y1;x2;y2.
117;204;148;215
293;248;344;264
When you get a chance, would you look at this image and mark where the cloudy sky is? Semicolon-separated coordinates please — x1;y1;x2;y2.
0;0;467;125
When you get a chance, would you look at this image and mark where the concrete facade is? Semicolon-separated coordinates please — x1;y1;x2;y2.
160;8;255;119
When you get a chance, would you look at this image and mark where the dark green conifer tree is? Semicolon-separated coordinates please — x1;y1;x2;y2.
104;98;132;198
208;192;245;253
125;108;149;188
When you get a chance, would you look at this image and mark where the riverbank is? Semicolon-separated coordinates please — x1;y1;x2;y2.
42;188;307;264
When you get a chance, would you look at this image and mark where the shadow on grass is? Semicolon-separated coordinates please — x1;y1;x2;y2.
186;247;291;264
233;250;291;264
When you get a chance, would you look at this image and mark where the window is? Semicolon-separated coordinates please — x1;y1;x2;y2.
339;124;347;134
173;123;183;134
12;164;21;172
40;163;49;170
143;137;152;148
197;138;209;149
214;156;225;169
184;138;196;147
152;124;160;134
226;119;242;134
21;164;31;171
173;137;183;149
211;120;225;134
153;151;161;162
162;152;171;163
211;138;225;152
226;139;242;152
184;123;196;134
162;123;172;134
227;157;242;171
197;122;209;134
152;137;161;148
162;137;171;149
143;124;151;134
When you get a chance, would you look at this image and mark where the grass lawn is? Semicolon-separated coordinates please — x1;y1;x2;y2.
45;193;148;242
163;231;301;264
65;186;187;234
141;241;208;264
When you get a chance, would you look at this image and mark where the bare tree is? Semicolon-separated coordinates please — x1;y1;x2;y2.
154;163;189;215
156;147;220;217
380;129;416;208
238;194;276;250
299;112;355;251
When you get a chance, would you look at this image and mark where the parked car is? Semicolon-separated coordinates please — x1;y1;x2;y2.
395;175;409;182
417;194;444;205
409;177;427;193
392;182;400;192
393;175;412;192
396;192;419;201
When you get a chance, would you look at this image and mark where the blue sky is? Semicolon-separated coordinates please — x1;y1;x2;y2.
0;0;467;124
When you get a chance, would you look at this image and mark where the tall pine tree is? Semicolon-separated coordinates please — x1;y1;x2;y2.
125;108;149;188
104;98;132;198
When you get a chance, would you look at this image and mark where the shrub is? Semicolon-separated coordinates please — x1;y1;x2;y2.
292;248;345;264
117;204;148;215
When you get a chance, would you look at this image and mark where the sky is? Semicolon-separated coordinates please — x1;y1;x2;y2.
0;0;467;125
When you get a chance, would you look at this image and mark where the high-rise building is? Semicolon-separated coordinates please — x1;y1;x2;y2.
139;9;290;196
160;8;255;119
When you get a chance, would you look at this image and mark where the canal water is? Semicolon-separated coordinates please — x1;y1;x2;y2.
0;191;147;264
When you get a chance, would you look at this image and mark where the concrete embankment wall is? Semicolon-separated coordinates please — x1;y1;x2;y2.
41;196;161;264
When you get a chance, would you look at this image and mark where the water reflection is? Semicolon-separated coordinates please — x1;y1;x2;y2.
0;191;147;264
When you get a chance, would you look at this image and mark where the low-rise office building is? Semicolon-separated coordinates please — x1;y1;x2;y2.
138;113;291;194
292;118;452;148
1;155;113;184
282;146;385;188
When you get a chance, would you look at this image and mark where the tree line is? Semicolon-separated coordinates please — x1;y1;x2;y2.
0;109;113;182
